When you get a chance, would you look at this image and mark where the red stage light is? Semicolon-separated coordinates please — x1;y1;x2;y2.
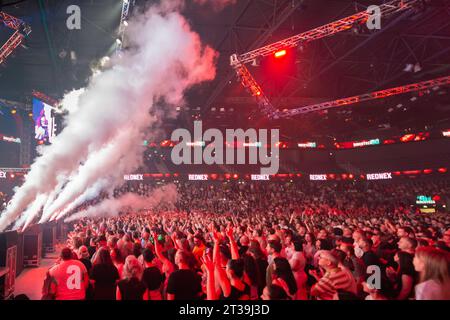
233;174;238;179
160;140;171;147
423;169;433;174
438;168;447;173
274;50;286;58
400;134;415;142
256;91;261;96
403;170;421;175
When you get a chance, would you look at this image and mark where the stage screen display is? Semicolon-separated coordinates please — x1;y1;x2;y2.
32;97;56;144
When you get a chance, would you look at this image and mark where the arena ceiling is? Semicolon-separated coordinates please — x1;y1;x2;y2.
0;0;449;141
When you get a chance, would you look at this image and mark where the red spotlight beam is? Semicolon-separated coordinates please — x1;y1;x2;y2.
277;75;450;118
231;0;421;66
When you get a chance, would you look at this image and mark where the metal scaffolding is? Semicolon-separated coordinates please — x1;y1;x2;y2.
0;11;32;65
231;0;421;66
277;75;450;118
230;0;425;118
116;0;134;54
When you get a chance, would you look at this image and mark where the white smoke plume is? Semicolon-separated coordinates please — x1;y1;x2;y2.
51;178;110;222
12;194;48;231
0;2;218;231
64;184;178;223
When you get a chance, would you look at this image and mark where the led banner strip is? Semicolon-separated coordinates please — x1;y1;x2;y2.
353;139;380;148
416;195;435;205
251;174;270;180
298;142;317;148
124;174;143;181
118;168;447;182
188;174;208;181
0;134;21;143
309;174;327;181
366;172;392;180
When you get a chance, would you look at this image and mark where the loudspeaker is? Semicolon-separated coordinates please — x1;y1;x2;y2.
0;231;18;300
22;225;42;267
42;223;56;254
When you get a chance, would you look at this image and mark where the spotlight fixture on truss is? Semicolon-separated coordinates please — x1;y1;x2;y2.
0;11;32;65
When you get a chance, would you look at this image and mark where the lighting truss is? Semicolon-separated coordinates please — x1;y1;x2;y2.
231;0;421;66
0;11;32;65
32;90;58;106
276;75;450;118
116;0;133;54
230;0;423;118
233;60;277;118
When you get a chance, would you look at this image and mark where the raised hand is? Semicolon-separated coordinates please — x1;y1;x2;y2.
225;225;234;239
200;253;215;272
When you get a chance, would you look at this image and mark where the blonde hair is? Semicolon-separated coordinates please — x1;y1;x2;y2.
122;255;143;280
416;247;450;284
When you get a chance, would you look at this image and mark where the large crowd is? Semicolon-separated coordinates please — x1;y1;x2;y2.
40;179;450;300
